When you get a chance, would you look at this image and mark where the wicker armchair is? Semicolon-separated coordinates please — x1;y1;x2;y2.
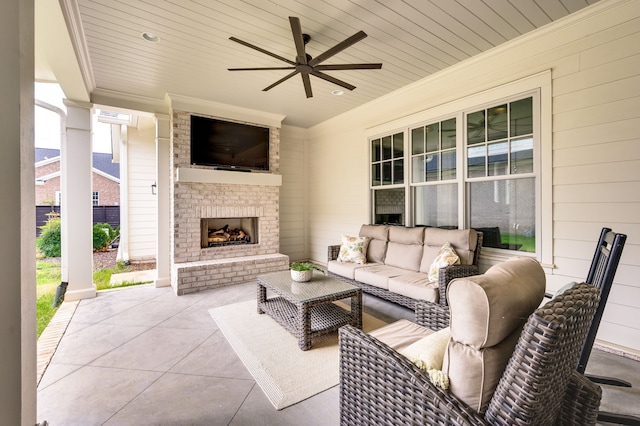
339;282;602;425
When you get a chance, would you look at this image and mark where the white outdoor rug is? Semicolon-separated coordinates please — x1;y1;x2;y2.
209;300;387;410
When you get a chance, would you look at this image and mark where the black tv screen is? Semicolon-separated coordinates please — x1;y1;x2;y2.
190;115;270;171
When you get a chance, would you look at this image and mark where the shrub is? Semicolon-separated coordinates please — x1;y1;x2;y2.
37;215;62;258
92;223;114;251
37;217;119;255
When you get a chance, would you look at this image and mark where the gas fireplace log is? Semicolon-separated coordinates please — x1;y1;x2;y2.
207;225;249;244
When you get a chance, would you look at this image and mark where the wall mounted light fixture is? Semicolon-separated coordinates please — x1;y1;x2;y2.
151;182;157;195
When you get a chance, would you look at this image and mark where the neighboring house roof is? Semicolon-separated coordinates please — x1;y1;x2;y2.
35;148;120;179
35;148;62;162
93;152;120;179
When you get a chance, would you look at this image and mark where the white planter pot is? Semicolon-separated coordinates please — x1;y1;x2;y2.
291;269;312;282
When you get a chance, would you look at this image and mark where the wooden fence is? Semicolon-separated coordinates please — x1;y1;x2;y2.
36;205;120;236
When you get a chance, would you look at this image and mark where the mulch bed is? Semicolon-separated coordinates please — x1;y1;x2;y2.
41;249;156;272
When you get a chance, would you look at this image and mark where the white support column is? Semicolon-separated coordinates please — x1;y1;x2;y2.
0;0;36;423
155;114;171;287
62;99;96;301
115;124;130;263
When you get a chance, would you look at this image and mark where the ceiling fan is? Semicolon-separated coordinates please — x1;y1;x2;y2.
228;16;382;98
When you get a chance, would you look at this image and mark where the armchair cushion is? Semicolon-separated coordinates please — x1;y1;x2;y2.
445;326;522;413
370;318;433;353
448;256;546;348
443;256;546;413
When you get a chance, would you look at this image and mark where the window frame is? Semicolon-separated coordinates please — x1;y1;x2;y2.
367;71;552;268
369;129;409;226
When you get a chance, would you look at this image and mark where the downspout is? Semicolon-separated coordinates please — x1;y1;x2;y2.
35;100;69;305
115;124;130;263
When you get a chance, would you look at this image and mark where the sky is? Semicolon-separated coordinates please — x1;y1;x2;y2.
35;82;113;154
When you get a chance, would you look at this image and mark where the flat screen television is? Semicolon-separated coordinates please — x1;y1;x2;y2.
190;115;270;171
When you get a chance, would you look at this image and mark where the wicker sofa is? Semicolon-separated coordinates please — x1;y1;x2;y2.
339;257;602;425
327;225;482;318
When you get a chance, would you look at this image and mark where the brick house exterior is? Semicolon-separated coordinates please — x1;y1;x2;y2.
35;148;120;206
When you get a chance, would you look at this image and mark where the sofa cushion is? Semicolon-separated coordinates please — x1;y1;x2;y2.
428;242;460;282
360;224;390;241
337;235;370;264
385;242;423;272
364;239;387;264
447;256;545;348
327;260;371;280
360;225;389;264
388;273;439;303
354;264;412;290
420;228;478;272
384;227;424;271
370;319;433;353
388;226;424;245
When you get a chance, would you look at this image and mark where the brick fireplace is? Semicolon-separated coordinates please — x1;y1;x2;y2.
169;109;289;295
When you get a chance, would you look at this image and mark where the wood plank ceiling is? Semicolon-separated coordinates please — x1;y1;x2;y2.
73;0;599;127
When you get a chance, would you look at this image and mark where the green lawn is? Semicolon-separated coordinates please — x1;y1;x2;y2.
36;261;153;338
36;262;61;338
501;234;536;253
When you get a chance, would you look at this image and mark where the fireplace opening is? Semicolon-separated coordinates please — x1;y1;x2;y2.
201;217;258;248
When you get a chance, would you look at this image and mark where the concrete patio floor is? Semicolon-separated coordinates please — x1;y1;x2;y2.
36;281;640;425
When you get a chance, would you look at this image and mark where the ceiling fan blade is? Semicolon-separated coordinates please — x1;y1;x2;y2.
315;63;382;70
228;66;296;71
263;70;299;92
301;73;313;98
289;17;308;65
311;71;356;91
308;31;367;66
229;36;296;66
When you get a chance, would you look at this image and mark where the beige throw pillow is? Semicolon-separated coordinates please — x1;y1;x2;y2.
337;235;370;264
400;326;451;371
428;242;460;282
400;326;452;390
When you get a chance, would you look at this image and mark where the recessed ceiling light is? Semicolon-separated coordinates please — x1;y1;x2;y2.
331;90;344;96
142;32;160;43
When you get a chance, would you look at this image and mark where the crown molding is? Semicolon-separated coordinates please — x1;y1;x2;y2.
91;88;169;115
165;93;286;129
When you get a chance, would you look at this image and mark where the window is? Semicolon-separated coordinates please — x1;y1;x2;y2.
92;191;99;206
371;132;405;225
411;118;458;228
466;97;535;252
368;71;551;262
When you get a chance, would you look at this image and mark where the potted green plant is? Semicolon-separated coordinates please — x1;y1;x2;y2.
290;262;317;282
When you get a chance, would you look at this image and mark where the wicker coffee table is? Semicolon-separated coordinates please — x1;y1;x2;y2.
257;270;363;351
